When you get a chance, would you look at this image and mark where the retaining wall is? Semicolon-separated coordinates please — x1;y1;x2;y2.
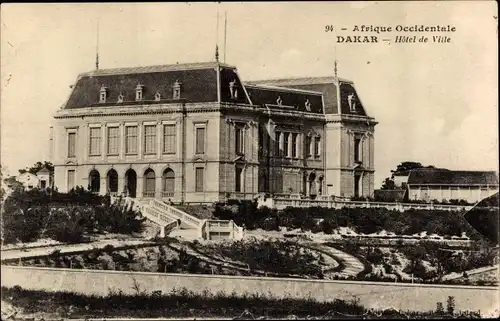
1;265;498;317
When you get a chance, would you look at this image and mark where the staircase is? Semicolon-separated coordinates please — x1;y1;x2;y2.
123;197;244;241
124;197;179;238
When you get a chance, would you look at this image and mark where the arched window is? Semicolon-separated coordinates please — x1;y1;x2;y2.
89;170;100;194
143;168;156;197
162;168;175;197
308;172;317;198
125;169;137;198
107;169;118;195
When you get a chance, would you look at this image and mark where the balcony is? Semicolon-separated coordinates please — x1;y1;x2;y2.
162;191;174;198
143;191;155;198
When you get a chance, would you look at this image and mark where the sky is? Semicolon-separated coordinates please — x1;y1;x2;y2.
1;2;498;187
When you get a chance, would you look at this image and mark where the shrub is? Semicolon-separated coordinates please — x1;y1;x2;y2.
366;248;384;265
211;204;472;238
1;190;146;244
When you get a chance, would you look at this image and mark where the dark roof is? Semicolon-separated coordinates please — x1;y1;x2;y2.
244;84;324;114
392;171;410;177
407;169;499;186
248;77;368;116
64;62;251;109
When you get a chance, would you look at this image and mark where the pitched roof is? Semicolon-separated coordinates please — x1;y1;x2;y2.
248;77;368;116
244;84;324;114
64;62;251;109
407;168;499;186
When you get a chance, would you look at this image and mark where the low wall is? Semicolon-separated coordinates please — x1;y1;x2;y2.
2;265;498;317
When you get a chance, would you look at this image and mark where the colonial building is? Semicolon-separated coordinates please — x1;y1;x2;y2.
51;61;377;203
407;168;499;203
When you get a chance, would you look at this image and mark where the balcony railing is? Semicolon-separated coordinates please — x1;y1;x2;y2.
161;191;174;198
143;191;155;198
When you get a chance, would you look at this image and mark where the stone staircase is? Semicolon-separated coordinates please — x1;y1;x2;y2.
123;197;244;241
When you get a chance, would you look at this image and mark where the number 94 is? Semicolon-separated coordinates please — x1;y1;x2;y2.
325;25;335;32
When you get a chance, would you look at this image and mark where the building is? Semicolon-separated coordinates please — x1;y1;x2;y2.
392;171;410;189
51;61;377;203
15;172;40;191
407;168;499;203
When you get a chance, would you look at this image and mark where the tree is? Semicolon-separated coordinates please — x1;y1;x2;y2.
380;161;438;190
18;161;54;175
393;162;424;173
380;177;396;190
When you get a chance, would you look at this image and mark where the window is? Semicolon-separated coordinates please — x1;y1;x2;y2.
67;132;76;157
195;127;205;154
274;131;281;156
144;125;157;154
107;169;118;194
89;170;100;194
99;86;107;103
235;127;244;155
283;133;290;157
195;167;204;192
107;127;119;155
163;124;176;154
235;167;243;192
125;126;138;154
306;136;312;157
354;137;361;162
291;133;298;158
136;84;143;101
143;168;156;197
258;126;265;157
89;127;101;156
67;170;75;191
173;81;182;99
162;168;175;196
314;137;320;157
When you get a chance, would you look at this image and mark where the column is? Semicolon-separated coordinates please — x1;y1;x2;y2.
279;132;284;156
138;122;143;159
155;172;162;199
118;174;125;197
101;124;106;162
137;174;144;199
119;122;125;160
287;133;292;158
156;122;162;159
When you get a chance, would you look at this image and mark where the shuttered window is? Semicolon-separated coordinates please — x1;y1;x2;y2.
144;125;157;154
107;127;119;155
89;127;101;156
195;167;204;192
163;124;176;154
196;127;205;154
125;126;138;154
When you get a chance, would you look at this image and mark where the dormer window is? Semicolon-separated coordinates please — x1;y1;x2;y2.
305;99;311;112
117;93;124;103
229;79;238;99
135;84;144;101
173;80;182;99
154;92;161;101
99;85;107;103
347;93;357;112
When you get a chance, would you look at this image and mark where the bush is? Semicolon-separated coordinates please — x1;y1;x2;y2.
212;205;472;238
366;248;384;265
1;190;145;245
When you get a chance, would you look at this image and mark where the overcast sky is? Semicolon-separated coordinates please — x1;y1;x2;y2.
1;2;498;186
